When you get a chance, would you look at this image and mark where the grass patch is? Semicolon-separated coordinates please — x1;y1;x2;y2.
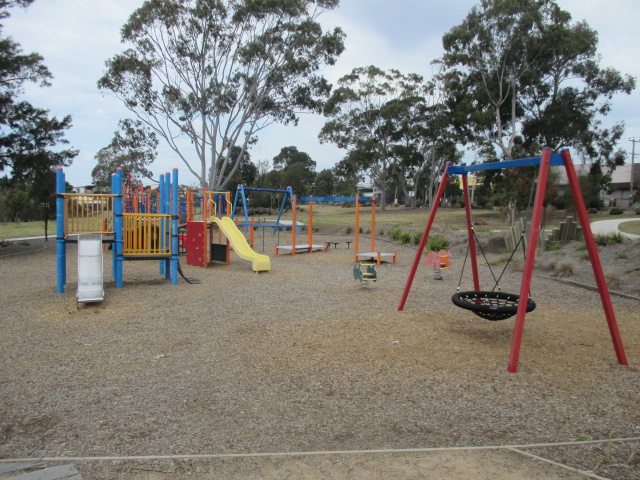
267;205;506;232
0;221;48;239
618;220;640;236
615;252;628;260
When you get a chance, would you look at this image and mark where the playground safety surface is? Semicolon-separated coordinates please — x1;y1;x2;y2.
1;233;639;479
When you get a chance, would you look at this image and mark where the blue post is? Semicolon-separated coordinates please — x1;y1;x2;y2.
274;186;293;235
113;169;124;288
231;185;242;221
164;172;171;279
56;167;66;294
171;169;179;285
158;174;165;276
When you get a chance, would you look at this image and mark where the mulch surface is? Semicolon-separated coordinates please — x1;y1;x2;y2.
0;234;639;479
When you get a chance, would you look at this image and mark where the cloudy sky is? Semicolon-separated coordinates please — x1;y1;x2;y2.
3;0;640;187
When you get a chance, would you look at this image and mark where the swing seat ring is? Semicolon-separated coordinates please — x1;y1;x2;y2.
451;291;536;321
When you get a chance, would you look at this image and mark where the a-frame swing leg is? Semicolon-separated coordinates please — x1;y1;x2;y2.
508;148;552;373
462;170;481;291
398;163;451;311
561;149;628;367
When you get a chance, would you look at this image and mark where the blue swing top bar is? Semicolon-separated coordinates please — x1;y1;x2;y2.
299;196;375;203
447;153;564;175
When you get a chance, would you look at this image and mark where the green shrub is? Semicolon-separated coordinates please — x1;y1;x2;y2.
412;232;422;245
609;207;624;215
426;234;449;252
399;232;412;244
594;232;624;246
345;226;352;234
389;227;403;241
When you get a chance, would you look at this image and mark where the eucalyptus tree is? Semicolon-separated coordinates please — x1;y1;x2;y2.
92;119;158;191
390;76;461;208
439;0;635;167
98;0;345;191
319;66;424;210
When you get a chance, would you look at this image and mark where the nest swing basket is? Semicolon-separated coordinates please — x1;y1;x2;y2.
451;290;536;321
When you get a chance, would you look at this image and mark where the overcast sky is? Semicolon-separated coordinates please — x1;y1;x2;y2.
3;0;639;187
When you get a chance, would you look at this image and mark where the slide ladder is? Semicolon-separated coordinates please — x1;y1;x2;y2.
77;234;105;304
209;216;271;272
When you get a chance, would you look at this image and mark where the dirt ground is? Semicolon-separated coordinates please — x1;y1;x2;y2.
0;232;639;479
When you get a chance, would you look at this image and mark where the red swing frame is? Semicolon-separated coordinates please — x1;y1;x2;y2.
398;148;628;373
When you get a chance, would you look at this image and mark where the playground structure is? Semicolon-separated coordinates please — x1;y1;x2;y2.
351;195;397;265
232;185;307;255
56;168;180;294
425;249;451;280
353;262;378;288
398;148;628;373
184;187;271;272
270;194;397;264
275;194;329;255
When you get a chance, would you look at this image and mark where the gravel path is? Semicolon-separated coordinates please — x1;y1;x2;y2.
0;234;639;479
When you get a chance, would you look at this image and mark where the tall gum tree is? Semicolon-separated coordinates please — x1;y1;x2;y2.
439;0;635;166
319;66;423;210
98;0;344;190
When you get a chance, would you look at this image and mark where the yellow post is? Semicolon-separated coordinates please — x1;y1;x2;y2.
203;189;209;267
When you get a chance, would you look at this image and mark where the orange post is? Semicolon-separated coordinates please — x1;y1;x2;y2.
371;196;376;253
250;219;255;248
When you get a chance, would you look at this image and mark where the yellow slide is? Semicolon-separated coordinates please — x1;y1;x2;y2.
209;216;271;273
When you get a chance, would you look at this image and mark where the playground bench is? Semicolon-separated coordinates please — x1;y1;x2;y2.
345;241;352;249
